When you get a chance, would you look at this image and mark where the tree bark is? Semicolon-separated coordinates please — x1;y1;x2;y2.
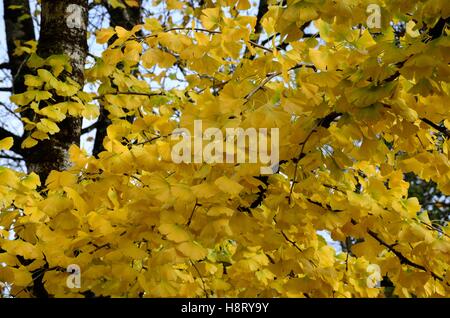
3;0;36;95
106;0;142;30
255;0;268;35
2;0;36;159
24;0;88;183
15;0;88;298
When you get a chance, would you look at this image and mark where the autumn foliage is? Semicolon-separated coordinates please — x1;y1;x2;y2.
1;0;450;297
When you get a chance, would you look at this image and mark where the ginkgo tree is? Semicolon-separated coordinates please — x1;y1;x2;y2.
0;0;450;298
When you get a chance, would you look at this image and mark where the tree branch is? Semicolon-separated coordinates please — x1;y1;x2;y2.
382;103;449;138
0;101;22;120
244;63;317;103
81;121;100;135
420;117;450;138
427;17;450;41
138;27;274;54
306;198;343;212
288;112;342;204
94;91;166;100
0;153;23;161
349;218;448;285
280;230;317;267
367;229;447;284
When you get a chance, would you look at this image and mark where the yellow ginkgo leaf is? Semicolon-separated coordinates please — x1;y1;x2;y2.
64;186;89;214
176;241;207;260
214;176;244;197
12;267;33;286
1;239;43;260
21;136;38;149
142;48;176;69
21;172;41;189
237;0;251;10
167;0;183;10
309;48;337;71
82;103;100;119
200;7;220;29
115;26;130;38
96;28;115;44
159;223;191;243
0;137;14;151
125;0;139;6
45;170;78;190
36;118;60;134
207;206;234;216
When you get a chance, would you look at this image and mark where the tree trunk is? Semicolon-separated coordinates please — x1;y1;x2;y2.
24;0;88;183
2;0;36;158
3;0;36;95
14;0;89;298
107;0;142;30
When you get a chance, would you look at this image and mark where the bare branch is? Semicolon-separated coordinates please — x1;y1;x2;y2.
94;91;167;100
420;117;450;138
367;228;448;285
0;101;22;120
244;63;317;103
288;112;342;204
81;121;100;135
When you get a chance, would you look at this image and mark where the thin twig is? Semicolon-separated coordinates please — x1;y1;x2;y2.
244;64;316;104
190;260;209;298
360;222;449;285
94;91;166;100
288;127;316;204
280;230;317;268
187;200;199;227
420;117;450;138
138;27;272;53
288;112;342;204
0;101;22;120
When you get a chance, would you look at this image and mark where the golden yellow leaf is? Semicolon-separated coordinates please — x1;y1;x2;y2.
214;176;244;197
0;137;14;151
159;224;191;243
176;241;207;260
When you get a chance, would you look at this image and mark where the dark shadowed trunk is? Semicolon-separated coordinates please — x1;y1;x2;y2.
1;0;36;157
3;0;36;95
106;0;142;30
255;0;268;35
